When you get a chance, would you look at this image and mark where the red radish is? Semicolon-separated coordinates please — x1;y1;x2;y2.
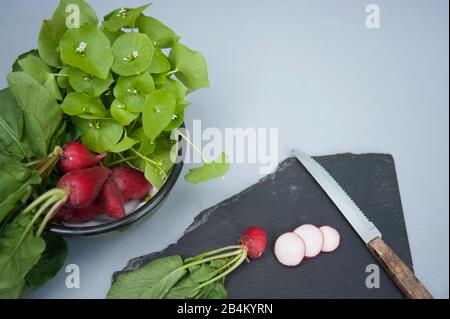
57;166;110;209
111;167;152;202
99;178;126;220
274;232;306;266
239;226;267;259
53;201;104;223
59;142;106;173
320;226;340;252
293;224;324;259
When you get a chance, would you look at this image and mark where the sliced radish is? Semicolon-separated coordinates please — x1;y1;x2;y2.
293;224;324;258
274;232;306;266
320;226;340;252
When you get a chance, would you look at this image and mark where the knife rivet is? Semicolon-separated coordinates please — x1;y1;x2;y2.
395;266;402;274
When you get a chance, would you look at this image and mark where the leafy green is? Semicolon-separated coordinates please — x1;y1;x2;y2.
60;25;114;79
0;280;27;299
26;233;68;289
38;0;98;67
137;15;180;48
73;117;123;153
17;55;62;100
169;43;209;91
107;255;186;299
109;135;138;153
0;213;46;289
113;72;155;113
103;4;151;32
68;67;113;97
111;33;154;76
148;48;171;74
110;99;139;126
142;89;176;140
7;72;62;157
194;281;227;299
60;92;107;119
0;88;29;159
185;153;230;184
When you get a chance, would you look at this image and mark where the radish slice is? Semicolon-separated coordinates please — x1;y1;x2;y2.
320;226;340;252
274;232;306;266
293;224;324;258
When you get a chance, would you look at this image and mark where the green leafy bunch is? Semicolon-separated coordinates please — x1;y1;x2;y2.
35;0;229;188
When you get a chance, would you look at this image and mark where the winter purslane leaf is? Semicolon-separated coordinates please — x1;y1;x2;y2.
103;4;151;32
60;25;114;79
113;72;155;113
169;43;209;91
68;67;113;97
60;92;107;119
137;15;180;48
73;117;123;153
111;33;154;76
142;89;176;140
185;152;230;184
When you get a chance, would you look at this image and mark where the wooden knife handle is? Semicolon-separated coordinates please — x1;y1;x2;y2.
368;237;433;299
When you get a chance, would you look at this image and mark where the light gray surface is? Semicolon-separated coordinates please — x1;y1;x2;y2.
0;0;448;298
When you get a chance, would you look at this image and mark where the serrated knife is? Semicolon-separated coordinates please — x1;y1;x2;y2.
293;150;433;299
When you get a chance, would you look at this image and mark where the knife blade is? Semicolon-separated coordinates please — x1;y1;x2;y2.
292;149;433;299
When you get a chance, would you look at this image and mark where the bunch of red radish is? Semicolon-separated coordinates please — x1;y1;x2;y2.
274;224;340;266
53;142;152;223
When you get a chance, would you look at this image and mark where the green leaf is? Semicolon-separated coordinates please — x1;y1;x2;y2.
0;280;27;299
68;67;113;97
137;15;180;48
60;92;107;119
109;135;138;153
169;43;209;91
152;73;169;86
60;25;114;79
113;73;155;113
142;89;176;140
101;27;125;44
165;275;199;299
164;111;184;131
190;264;217;284
57;66;71;89
103;4;151;32
12;49;40;72
26;233;68;289
129;127;156;155
17;55;62;100
144;162;165;190
7;72;62;157
148;48;171;74
0;154;32;203
111;33;154;76
185;152;230;184
73;117;123;153
38;0;98;67
110;99;139;126
0;213;46;289
194;281;227;299
49;120;82;152
0;88;29;159
107;255;186;299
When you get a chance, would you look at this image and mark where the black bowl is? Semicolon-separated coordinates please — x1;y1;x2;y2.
47;156;184;237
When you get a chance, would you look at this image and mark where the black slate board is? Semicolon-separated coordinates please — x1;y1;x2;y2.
113;154;413;299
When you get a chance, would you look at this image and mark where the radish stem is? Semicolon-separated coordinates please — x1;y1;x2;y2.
36;192;68;236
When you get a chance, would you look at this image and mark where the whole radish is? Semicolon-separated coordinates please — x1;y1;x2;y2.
57;166;110;209
54;201;104;223
100;178;126;220
111;167;152;202
239;226;267;259
59;142;106;173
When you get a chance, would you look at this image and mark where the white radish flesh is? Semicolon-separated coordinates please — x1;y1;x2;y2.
293;224;324;258
274;232;306;266
320;226;340;252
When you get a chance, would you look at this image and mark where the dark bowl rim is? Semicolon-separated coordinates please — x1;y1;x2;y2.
47;156;184;237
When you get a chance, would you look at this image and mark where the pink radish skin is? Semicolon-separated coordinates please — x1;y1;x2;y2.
111;168;152;202
320;226;340;252
274;232;306;267
59;142;106;173
293;224;324;259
